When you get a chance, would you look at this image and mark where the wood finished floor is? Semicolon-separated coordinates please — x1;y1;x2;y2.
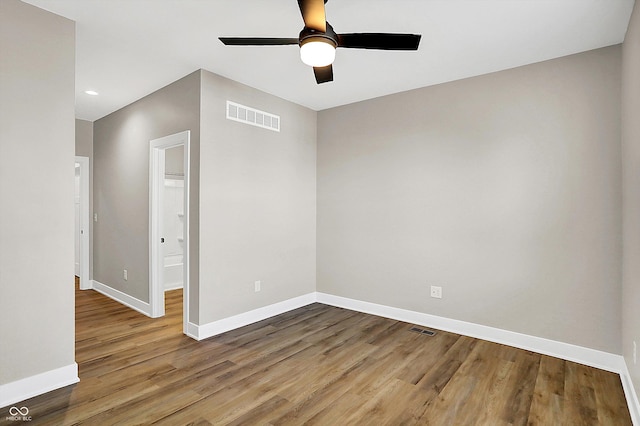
1;285;632;425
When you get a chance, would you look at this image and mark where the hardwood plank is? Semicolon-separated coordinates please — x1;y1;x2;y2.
526;354;565;425
304;391;365;425
499;350;540;425
342;378;431;425
268;353;375;424
591;367;634;425
564;361;600;425
0;285;632;425
395;331;459;385
224;395;291;426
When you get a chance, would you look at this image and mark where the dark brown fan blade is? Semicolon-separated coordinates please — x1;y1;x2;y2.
337;33;421;50
313;64;333;84
219;37;299;46
298;0;326;32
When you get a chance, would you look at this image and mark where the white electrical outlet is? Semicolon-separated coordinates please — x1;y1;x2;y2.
634;341;637;365
430;285;442;299
255;280;261;292
94;213;98;222
123;269;128;281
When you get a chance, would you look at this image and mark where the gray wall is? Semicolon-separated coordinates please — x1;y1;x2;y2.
76;119;94;279
622;0;640;398
75;119;93;158
199;70;317;323
0;0;75;384
92;68;317;326
318;46;622;353
93;71;200;324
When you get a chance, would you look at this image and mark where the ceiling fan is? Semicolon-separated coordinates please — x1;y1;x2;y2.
219;0;421;84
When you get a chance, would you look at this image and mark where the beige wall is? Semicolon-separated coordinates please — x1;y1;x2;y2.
198;70;317;323
318;46;622;353
0;0;75;384
622;0;640;398
92;68;317;326
165;144;184;177
93;71;201;323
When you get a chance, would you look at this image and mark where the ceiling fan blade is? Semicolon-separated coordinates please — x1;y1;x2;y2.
219;37;299;46
313;64;333;84
337;33;421;50
298;0;326;32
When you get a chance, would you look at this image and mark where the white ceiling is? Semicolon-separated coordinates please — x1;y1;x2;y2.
25;0;635;122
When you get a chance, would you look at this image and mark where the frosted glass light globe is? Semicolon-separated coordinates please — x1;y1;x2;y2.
300;40;336;67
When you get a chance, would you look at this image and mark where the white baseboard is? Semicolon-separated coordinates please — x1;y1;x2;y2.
316;292;623;373
0;363;78;408
192;293;316;340
185;322;199;340
91;280;152;317
620;362;640;425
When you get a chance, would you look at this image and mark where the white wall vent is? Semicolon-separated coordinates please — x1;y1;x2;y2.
226;101;280;132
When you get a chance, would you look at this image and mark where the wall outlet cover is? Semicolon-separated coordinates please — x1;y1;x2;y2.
430;285;442;299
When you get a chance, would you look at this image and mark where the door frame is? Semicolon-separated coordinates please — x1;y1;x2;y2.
149;131;190;333
75;156;90;290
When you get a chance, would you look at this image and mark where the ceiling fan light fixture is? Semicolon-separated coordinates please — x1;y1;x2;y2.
300;37;336;67
219;1;421;84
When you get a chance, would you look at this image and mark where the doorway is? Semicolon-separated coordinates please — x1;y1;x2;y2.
149;131;190;335
75;156;90;290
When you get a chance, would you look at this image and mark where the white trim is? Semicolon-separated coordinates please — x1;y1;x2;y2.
190;290;631;374
315;292;624;374
149;131;191;331
149;143;166;318
0;363;78;408
192;293;316;340
620;362;640;425
164;178;184;187
92;280;151;317
182;134;190;335
75;156;90;290
164;284;184;292
185;322;199;340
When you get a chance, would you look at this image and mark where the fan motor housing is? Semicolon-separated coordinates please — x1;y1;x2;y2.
299;22;337;48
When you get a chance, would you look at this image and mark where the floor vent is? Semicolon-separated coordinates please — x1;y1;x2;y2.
226;101;280;132
409;326;437;336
